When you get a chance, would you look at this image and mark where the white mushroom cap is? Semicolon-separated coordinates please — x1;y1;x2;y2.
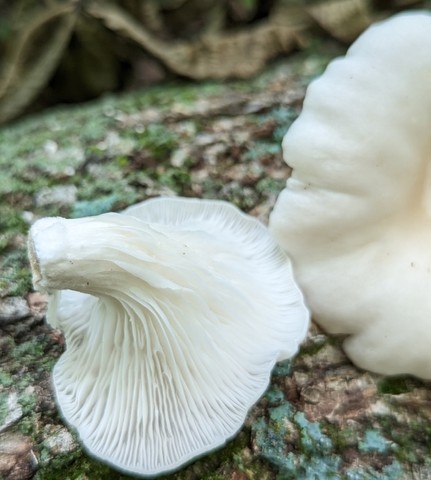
28;196;308;476
269;12;431;378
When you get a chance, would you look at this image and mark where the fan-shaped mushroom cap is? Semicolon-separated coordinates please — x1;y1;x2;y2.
269;12;431;378
28;197;308;476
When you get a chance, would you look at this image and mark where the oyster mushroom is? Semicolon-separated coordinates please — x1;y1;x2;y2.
269;12;431;378
28;196;308;476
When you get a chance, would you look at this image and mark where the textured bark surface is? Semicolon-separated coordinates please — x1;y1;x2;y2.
1;40;431;479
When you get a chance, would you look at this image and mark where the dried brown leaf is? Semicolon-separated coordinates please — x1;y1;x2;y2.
308;0;372;43
86;3;168;58
87;2;306;80
0;3;77;123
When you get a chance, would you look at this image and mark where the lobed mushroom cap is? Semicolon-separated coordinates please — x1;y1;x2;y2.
29;196;308;476
269;11;431;378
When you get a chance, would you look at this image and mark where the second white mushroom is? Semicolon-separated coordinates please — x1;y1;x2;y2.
28;196;309;476
269;11;431;378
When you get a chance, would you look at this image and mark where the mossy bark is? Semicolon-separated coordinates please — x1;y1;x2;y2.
1;43;431;480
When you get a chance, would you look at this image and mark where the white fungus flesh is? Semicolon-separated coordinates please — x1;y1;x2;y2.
28;196;308;476
269;12;431;378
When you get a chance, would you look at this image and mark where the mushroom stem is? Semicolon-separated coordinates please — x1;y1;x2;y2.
29;215;155;294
